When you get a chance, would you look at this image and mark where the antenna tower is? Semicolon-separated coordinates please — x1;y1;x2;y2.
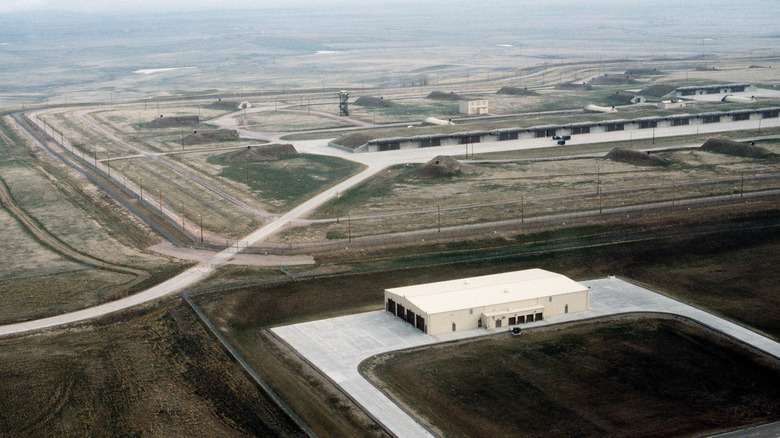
338;91;349;116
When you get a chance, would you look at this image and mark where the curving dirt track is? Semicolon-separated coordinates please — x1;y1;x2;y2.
0;175;149;297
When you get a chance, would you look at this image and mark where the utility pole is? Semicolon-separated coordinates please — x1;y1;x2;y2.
596;166;601;196
599;190;602;214
139;177;143;201
521;196;524;224
158;190;162;214
740;172;744;198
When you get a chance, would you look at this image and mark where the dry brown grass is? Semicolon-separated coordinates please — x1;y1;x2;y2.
0;299;305;437
364;317;780;438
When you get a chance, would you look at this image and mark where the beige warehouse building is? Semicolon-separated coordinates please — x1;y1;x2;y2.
384;269;589;335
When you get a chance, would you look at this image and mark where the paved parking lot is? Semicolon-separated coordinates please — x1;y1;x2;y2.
272;277;780;438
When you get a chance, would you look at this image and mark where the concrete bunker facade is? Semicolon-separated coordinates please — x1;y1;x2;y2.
384;269;589;335
337;106;780;153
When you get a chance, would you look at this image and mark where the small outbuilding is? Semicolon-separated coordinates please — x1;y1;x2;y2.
459;99;489;115
384;268;589;335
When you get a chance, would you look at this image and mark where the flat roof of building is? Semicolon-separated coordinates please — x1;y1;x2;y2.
385;268;588;315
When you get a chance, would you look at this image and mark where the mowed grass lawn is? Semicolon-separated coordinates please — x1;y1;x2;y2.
205;152;364;213
363;317;780;438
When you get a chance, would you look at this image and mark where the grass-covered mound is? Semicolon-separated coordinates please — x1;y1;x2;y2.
606;148;669;166
331;132;376;149
554;83;593;90
496;86;538;96
182;129;239;145
625;68;665;76
589;74;639;85
426;90;465;101
414;156;466;178
227;144;297;162
146;115;199;128
354;96;393;107
606;92;640;105
701;138;772;158
640;83;677;98
208;99;250;111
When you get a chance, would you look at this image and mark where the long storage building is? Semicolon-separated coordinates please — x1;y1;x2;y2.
384;268;589;335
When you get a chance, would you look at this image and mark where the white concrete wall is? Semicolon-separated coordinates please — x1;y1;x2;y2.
421;289;589;335
428;308;479;335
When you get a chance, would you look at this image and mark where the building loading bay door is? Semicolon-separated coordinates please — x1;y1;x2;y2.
416;315;425;332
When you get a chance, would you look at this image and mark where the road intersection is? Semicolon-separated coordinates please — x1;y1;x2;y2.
1;107;778;337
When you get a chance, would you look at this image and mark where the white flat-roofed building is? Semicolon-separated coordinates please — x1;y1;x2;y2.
384;268;589;335
459;99;489;115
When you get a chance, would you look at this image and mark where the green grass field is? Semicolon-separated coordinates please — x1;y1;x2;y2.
206;151;364;213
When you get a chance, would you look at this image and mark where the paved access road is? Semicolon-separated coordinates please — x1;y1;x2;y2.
272;278;780;438
1;108;778;337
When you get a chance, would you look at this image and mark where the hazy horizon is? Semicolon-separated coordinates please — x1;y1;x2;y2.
1;1;778;106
